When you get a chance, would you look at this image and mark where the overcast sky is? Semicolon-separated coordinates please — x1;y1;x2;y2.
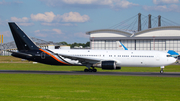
0;0;180;43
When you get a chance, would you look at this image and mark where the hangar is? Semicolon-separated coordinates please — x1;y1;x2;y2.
86;14;180;54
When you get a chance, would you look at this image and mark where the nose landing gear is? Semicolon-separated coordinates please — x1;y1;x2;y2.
160;66;164;74
160;68;164;74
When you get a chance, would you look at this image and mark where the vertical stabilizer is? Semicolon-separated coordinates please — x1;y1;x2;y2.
8;22;39;51
117;41;128;50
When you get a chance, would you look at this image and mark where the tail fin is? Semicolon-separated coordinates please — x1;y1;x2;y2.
8;22;39;51
116;41;128;50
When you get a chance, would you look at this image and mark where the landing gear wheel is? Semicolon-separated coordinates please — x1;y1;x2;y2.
160;70;164;74
160;66;164;74
84;65;97;72
92;69;97;72
84;68;97;72
84;69;89;72
89;69;93;72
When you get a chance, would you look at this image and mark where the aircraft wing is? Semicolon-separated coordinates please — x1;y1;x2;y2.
57;53;101;64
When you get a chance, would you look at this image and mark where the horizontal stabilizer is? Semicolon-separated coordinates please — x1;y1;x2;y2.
7;50;32;57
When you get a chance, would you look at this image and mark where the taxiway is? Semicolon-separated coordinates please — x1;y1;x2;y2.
0;70;180;77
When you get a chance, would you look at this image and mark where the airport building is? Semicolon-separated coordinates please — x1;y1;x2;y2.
86;14;180;54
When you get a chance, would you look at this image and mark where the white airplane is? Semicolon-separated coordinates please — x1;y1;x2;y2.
8;22;177;73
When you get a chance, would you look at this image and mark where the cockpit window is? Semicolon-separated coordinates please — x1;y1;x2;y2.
167;55;172;57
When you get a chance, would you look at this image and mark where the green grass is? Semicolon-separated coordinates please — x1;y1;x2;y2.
0;56;31;63
0;56;180;100
0;74;179;101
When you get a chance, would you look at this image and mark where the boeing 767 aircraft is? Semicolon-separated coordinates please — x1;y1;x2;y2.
8;22;178;73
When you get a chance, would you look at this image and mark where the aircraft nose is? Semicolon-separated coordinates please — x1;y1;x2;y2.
169;57;177;64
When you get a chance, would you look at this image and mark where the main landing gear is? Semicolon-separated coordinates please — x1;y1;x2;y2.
84;65;97;72
84;68;97;72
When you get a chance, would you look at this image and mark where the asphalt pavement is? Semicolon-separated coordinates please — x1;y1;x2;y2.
0;70;180;77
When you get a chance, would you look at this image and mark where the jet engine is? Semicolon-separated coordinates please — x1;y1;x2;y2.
94;61;121;70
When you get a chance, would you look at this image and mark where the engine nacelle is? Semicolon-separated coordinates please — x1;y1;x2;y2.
101;61;121;70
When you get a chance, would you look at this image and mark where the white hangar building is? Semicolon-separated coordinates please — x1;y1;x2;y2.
86;26;180;54
86;13;180;54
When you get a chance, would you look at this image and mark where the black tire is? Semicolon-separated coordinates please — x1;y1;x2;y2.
93;69;97;72
89;69;93;72
84;69;89;72
160;70;164;74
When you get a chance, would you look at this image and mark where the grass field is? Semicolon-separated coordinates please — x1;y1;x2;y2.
0;56;31;63
0;56;180;101
0;74;180;101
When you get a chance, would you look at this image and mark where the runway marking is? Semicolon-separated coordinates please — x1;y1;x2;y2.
0;70;180;77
